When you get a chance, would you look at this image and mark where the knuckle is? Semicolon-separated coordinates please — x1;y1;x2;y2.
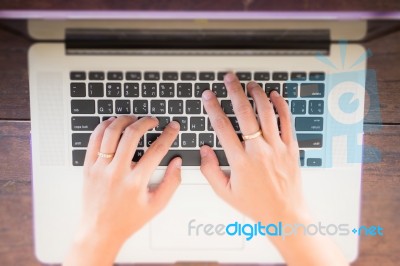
124;123;141;138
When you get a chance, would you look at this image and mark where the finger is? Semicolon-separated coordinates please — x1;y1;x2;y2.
224;73;260;135
200;145;232;202
247;82;280;143
112;116;159;167
84;117;116;168
149;157;182;212
134;121;180;181
270;91;294;144
202;90;244;158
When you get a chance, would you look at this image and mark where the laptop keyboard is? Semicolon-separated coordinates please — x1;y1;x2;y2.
70;71;325;167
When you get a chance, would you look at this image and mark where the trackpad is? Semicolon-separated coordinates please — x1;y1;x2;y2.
150;184;245;250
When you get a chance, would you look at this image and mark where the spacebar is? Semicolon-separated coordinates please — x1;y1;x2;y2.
159;150;228;166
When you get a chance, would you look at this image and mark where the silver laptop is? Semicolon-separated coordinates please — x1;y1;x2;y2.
6;10;396;263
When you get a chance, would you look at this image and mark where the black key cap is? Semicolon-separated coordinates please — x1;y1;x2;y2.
116;100;131;114
307;158;322;166
89;71;104;80
150;100;166;114
177;83;192;97
132;100;148;114
291;100;306;114
207;118;214;131
221;100;234;114
299;150;305;166
309;100;324;114
300;83;325;98
169;100;184;114
155;117;170;131
199;133;214;147
237;133;243;142
72;133;91;147
132;150;145;162
291;72;306;81
72;150;86;166
70;83;86;97
272;72;288;81
98;100;113;114
124;83;139;97
295;117;323;131
70;71;86;80
144;71;160;80
216;136;222;147
186;100;201;114
160;83;175;97
283;83;298;98
236;72;251;80
214;150;229;166
107;71;123;80
228;117;240;131
199;72;215;80
212;83;227;97
265;83;281;96
106;83;122;97
88;83;104;97
296;134;323;148
146;133;161;146
309;72;325;81
181;72;196;81
102;116;114;121
162;72;178;80
217;72;228;81
138;137;144;147
173;117;188;131
194;83;210;97
254;72;270;81
181;133;196;147
71;116;100;131
126;71;142;80
160;149;228;166
71;100;95;114
172;135;179;147
190;117;205;131
142;83;157;97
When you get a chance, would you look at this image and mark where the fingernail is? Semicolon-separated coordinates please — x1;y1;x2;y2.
169;121;180;129
247;81;258;89
108;116;116;121
200;147;208;157
224;72;237;82
271;90;280;97
202;90;214;101
175;157;182;168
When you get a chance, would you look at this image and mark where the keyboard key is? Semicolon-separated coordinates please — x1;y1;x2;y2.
132;150;145;162
190;117;205;131
254;72;270;81
199;72;215;80
221;100;234;114
88;83;104;97
169;100;184;114
194;83;210;97
212;83;227;97
71;100;95;114
177;83;192;97
217;71;228;81
71;117;100;131
72;150;86;166
186;100;201;114
150;100;166;114
199;133;214;147
181;72;196;81
295;117;323;131
265;83;281;96
162;71;178;80
214;150;229;166
144;71;160;80
291;100;306;114
309;72;325;81
155;116;170;131
159;150;198;166
142;83;157;97
159;83;175;97
172;136;179;147
236;72;251;80
207;118;213;131
115;100;131;114
290;72;306;81
107;71;123;80
70;71;86;80
309;100;324;114
132;100;148;114
98;100;113;114
138;137;144;147
70;83;86;97
272;72;288;81
296;134;323;148
299;150;305;166
181;133;196;147
307;158;322;166
173;117;188;131
102;116;114;121
126;71;141;80
228;117;240;131
72;133;91;148
89;71;104;80
106;83;122;97
124;83;139;97
283;83;298;98
146;133;161;146
216;137;222;147
300;83;325;98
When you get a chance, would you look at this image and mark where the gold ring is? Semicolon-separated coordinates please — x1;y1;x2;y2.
97;152;115;159
242;129;263;141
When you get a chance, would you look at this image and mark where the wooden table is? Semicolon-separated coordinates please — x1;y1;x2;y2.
0;2;399;265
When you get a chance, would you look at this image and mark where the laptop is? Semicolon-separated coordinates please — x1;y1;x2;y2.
1;10;397;264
